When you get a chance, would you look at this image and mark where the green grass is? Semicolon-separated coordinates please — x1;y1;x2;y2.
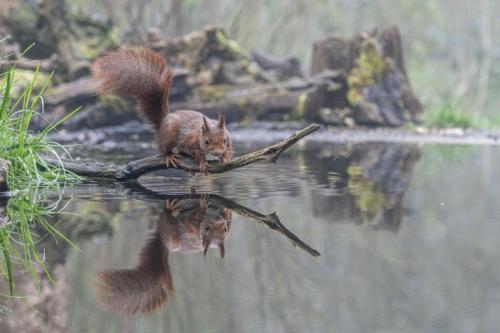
0;63;81;189
425;102;479;129
0;50;81;297
424;101;500;129
1;187;78;296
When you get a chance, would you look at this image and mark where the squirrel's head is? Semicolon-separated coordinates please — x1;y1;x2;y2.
200;209;232;259
199;112;229;158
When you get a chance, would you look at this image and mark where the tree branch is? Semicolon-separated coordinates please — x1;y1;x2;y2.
213;195;321;257
117;182;320;257
45;124;320;180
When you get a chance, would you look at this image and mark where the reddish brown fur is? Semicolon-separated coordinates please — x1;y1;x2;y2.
92;48;232;174
91;48;172;129
159;198;232;258
96;198;232;317
96;233;173;317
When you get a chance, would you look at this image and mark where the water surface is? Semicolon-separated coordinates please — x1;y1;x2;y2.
1;137;499;333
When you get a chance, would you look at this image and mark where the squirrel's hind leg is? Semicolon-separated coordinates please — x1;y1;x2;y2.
165;152;181;168
158;120;182;168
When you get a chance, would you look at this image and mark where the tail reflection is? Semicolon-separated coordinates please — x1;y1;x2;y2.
96;195;233;317
97;193;318;317
97;232;172;317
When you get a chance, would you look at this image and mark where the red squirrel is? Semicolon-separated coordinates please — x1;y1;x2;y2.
96;196;232;317
161;196;231;258
91;48;233;175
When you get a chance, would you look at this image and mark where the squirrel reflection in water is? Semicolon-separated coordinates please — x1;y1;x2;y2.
96;195;231;317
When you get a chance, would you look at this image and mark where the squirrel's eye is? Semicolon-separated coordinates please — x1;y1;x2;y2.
223;138;227;144
205;139;209;145
205;225;210;231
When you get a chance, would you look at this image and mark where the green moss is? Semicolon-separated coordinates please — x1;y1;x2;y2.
194;85;228;102
294;92;310;119
215;30;247;58
346;88;364;105
0;65;81;190
8;4;38;30
347;40;388;105
71;23;120;60
100;95;129;113
1;70;51;97
425;102;478;128
347;165;387;223
236;97;251;109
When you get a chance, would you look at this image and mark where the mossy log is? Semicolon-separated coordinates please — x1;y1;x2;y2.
3;0;119;80
153;26;259;86
45;26;420;129
250;49;305;79
0;54;59;73
3;16;421;129
43;124;320;179
174;73;344;122
39;71;343;129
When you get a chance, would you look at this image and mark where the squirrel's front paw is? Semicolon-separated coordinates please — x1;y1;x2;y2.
219;156;231;163
199;194;209;209
165;199;181;216
199;160;209;176
219;151;233;163
165;152;181;168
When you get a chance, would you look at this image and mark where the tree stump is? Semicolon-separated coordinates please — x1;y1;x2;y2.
311;27;422;126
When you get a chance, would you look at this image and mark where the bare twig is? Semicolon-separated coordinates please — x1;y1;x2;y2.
212;195;321;257
44;124;320;180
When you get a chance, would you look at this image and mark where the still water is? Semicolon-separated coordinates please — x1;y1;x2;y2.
1;135;500;333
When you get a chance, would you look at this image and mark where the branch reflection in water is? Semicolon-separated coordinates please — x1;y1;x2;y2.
96;193;319;317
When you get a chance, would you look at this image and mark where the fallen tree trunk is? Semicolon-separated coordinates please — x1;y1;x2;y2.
0;54;59;72
43;124;320;180
170;76;333;122
15;23;420;130
39;71;343;130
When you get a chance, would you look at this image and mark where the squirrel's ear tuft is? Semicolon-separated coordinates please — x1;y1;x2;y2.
218;112;225;129
202;116;210;133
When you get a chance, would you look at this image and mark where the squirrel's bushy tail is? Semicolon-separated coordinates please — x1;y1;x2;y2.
91;48;173;130
96;233;173;317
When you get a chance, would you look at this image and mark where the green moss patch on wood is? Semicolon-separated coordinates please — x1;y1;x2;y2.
293;92;310;119
194;85;229;103
347;39;388;105
1;69;51;96
347;165;387;224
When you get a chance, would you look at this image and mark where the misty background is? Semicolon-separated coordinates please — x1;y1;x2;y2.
71;0;500;120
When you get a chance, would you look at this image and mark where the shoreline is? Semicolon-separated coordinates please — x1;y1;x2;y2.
50;121;500;146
